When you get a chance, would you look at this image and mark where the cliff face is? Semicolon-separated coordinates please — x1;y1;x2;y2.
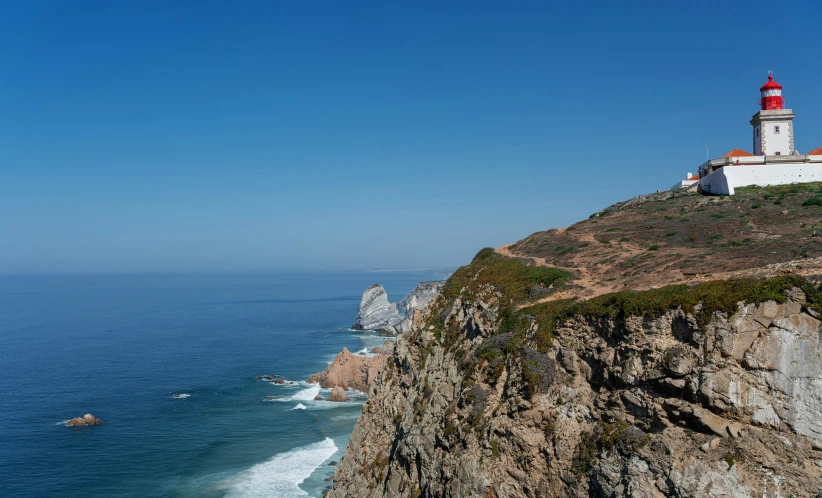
399;281;445;315
330;186;822;497
331;274;822;497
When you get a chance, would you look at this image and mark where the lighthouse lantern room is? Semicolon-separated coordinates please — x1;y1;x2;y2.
750;72;795;156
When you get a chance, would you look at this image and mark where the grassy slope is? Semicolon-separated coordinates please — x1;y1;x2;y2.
507;183;822;298
418;184;822;397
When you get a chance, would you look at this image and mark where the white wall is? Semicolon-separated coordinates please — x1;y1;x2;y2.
761;120;792;155
671;179;698;190
699;163;822;195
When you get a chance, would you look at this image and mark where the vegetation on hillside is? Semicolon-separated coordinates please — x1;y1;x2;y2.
508;183;822;294
422;239;822;399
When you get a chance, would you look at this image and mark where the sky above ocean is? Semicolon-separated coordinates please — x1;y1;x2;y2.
2;1;821;273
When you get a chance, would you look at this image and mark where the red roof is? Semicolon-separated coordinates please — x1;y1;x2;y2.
760;74;783;91
687;174;700;181
722;148;754;158
808;147;822;156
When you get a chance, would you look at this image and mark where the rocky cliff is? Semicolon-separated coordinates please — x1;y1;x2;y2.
328;185;822;498
399;281;445;316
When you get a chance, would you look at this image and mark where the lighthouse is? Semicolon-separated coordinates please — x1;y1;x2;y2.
750;73;795;156
679;72;822;195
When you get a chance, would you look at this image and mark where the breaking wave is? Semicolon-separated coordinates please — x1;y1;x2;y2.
269;383;321;402
221;437;337;497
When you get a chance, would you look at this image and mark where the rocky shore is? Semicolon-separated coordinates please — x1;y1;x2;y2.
309;281;445;402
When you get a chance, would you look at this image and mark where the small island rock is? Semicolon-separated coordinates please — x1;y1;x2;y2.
327;386;349;402
351;284;401;332
65;413;102;427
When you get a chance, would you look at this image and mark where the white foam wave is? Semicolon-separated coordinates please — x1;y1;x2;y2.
173;393;191;399
354;347;377;359
274;380;309;387
221;437;337;497
291;384;321;400
291;403;307;410
271;383;320;402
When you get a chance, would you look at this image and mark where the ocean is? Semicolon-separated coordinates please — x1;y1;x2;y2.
0;270;447;497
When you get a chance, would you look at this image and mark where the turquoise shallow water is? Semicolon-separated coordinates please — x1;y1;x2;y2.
0;270;446;497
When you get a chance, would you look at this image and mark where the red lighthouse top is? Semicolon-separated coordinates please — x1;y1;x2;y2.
760;73;784;110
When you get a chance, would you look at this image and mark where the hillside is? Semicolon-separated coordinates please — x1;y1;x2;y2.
505;183;822;300
327;185;822;498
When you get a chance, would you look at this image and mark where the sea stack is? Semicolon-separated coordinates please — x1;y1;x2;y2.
327;386;349;402
351;284;401;333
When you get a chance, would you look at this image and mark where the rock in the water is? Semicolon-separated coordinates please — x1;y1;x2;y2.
351;284;401;332
314;395;323;400
308;347;387;392
65;414;102;427
327;386;349;402
351;281;445;336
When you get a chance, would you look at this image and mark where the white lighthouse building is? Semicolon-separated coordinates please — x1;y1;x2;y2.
751;74;795;156
676;73;822;195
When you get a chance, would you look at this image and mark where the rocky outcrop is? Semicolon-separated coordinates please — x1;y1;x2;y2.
308;342;394;392
65;414;102;427
399;281;445;316
352;284;402;334
328;386;350;402
329;280;822;498
352;281;445;336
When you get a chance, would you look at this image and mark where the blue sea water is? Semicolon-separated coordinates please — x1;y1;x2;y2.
0;270;448;497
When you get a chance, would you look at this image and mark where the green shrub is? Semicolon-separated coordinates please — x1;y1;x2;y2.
803;197;822;207
647;245;660;251
525;275;820;353
472;247;497;262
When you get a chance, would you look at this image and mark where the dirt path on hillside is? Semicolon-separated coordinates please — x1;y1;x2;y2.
498;243;822;307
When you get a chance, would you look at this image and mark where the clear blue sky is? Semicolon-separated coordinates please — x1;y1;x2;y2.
2;1;821;273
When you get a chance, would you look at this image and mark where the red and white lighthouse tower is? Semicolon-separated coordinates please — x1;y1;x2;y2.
759;73;784;110
751;72;795;156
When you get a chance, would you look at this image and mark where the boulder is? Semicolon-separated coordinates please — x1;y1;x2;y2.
328;386;349;402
